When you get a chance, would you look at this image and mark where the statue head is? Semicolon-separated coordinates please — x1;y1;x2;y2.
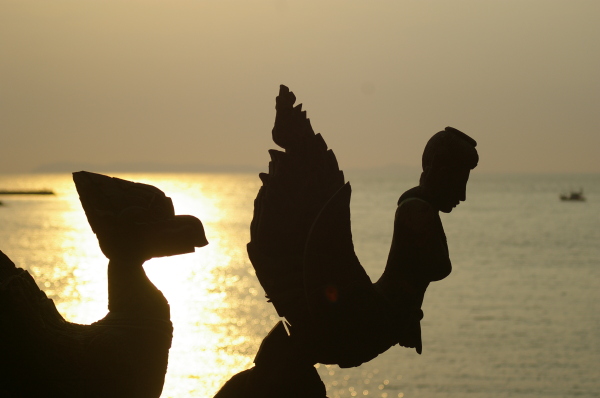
419;127;478;213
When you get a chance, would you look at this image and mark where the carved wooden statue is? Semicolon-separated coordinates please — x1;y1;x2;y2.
215;85;478;397
0;172;207;398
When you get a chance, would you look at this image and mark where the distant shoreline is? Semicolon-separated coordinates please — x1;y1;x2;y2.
0;190;54;195
0;163;597;176
28;162;266;174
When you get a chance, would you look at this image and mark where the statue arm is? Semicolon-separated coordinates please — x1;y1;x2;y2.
388;199;452;284
373;199;452;354
394;200;452;282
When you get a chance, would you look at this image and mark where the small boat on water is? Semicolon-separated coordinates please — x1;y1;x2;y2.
560;189;585;201
0;190;54;195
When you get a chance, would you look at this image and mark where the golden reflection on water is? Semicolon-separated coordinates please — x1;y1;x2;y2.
4;173;600;397
111;174;271;396
0;173;277;397
126;174;279;397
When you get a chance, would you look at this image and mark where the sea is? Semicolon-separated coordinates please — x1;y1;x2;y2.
0;172;598;398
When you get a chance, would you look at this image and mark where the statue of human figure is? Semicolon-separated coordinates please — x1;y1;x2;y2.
215;86;478;397
374;126;479;354
0;172;207;398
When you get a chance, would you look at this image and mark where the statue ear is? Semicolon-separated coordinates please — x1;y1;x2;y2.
425;154;445;180
430;150;451;169
421;150;455;186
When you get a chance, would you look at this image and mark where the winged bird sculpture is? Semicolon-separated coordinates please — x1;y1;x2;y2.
217;85;478;397
0;173;207;398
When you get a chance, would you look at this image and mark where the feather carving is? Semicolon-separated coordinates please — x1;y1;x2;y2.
248;85;434;369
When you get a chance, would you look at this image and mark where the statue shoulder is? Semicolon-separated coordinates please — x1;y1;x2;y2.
395;197;438;236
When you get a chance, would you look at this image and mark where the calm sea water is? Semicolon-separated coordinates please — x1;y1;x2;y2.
0;172;598;398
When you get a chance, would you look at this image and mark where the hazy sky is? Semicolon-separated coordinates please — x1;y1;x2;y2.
1;1;598;174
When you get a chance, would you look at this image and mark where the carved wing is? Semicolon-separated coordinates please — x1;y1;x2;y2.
248;85;346;319
248;86;394;367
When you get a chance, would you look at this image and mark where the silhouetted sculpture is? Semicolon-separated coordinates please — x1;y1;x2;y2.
215;85;478;397
0;172;207;398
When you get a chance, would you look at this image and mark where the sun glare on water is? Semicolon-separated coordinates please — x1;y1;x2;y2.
113;174;272;397
17;173;270;397
3;172;599;397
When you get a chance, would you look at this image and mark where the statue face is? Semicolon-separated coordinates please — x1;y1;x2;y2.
426;166;471;213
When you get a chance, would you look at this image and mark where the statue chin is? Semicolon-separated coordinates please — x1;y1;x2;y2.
439;202;459;213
